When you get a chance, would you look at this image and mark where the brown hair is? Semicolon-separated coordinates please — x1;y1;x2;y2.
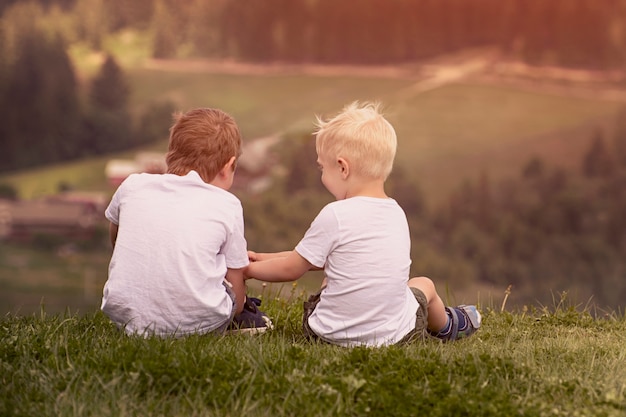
166;108;243;183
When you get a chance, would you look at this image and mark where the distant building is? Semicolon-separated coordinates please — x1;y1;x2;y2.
47;191;108;213
103;141;278;194
233;135;279;193
1;195;105;243
105;152;167;187
105;159;140;187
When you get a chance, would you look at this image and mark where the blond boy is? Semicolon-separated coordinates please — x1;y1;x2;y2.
246;102;480;347
102;108;271;336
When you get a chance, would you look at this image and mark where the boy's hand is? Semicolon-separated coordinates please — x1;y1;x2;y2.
248;250;259;262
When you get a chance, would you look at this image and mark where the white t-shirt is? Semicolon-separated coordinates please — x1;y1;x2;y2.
296;197;419;347
101;171;249;336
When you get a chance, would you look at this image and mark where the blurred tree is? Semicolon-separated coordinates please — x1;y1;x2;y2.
84;54;131;153
3;0;625;68
522;155;545;180
582;130;615;178
555;0;609;69
520;0;557;65
81;110;131;154
613;106;626;169
279;0;314;62
3;30;81;170
151;0;179;58
186;0;225;58
387;165;426;219
0;1;43;64
604;186;626;250
474;170;493;232
284;134;325;195
90;54;129;111
105;0;154;31
73;0;108;49
135;100;176;145
0;183;18;200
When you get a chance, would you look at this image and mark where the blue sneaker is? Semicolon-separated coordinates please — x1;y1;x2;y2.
228;297;273;334
443;305;481;342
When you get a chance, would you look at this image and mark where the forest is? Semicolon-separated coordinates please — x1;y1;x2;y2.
2;0;625;67
0;0;625;310
2;0;626;172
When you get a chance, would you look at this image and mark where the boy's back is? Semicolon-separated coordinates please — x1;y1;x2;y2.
102;170;248;336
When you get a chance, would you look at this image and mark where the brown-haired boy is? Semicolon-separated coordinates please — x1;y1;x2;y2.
101;108;272;336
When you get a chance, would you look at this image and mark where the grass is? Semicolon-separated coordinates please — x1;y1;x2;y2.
0;244;110;316
126;69;414;138
0;154;115;200
1;293;625;417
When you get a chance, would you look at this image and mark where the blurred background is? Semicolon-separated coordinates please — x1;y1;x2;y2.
1;0;625;315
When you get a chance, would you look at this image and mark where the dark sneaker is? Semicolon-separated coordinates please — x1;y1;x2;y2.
228;297;273;334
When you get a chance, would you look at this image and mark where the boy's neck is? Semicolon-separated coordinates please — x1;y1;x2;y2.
344;178;388;199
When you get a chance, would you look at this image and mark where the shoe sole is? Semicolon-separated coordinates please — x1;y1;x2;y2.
226;327;270;335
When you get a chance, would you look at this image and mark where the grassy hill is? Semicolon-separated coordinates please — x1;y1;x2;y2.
1;296;625;417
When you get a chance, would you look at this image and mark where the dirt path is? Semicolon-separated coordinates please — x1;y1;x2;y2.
143;48;626;103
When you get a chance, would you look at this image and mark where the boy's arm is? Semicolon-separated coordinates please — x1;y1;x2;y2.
225;267;246;314
109;222;118;248
246;251;313;282
248;250;293;262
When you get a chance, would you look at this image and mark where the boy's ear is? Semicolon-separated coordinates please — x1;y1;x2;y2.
337;158;349;179
221;156;237;175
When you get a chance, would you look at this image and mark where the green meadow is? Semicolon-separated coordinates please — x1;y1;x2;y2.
1;295;625;417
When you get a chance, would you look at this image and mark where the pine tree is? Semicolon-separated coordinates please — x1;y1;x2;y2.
613;107;626;168
3;30;81;170
90;54;129;111
582;130;615;178
84;54;132;154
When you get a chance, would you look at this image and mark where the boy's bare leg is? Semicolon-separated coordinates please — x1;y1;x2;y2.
408;276;448;333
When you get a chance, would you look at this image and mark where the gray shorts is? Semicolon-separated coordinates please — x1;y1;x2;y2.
302;286;429;344
213;281;237;334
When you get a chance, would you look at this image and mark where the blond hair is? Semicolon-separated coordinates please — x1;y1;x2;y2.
166;108;243;183
314;101;396;180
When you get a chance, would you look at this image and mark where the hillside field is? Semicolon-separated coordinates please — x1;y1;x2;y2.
128;66;624;205
2;67;623;203
1;64;625;315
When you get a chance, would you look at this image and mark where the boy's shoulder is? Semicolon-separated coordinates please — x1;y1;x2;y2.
319;197;401;221
327;196;399;209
